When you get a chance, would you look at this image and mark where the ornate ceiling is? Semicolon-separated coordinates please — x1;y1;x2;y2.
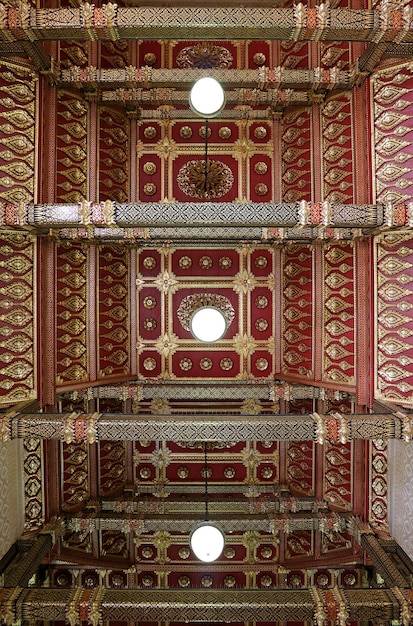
1;0;413;623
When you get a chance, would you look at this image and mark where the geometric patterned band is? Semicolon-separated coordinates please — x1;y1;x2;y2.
14;587;399;623
0;201;386;230
1;5;413;44
4;411;411;443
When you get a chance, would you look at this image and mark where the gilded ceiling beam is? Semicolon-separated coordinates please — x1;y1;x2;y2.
65;512;347;534
0;4;412;43
60;66;350;91
11;587;400;623
1;200;387;229
3;410;412;443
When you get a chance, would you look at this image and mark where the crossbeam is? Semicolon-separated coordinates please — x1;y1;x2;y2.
0;5;412;43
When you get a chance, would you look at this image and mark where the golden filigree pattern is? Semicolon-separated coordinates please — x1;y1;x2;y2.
56;92;87;203
57;242;88;384
0;63;35;204
376;233;413;405
177;159;234;199
374;67;413;205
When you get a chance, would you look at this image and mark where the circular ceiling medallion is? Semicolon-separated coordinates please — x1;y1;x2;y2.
179;357;193;371
143;295;157;309
179;255;192;269
143;161;157;175
144;52;157;65
177;159;234;199
143;256;157;270
200;356;213;369
254;126;267;139
219;256;232;269
144;126;157;139
255;182;268;196
254;161;268;175
253;52;266;66
199;255;212;269
219;126;231;139
180;125;193;139
143;182;157;196
177;293;235;336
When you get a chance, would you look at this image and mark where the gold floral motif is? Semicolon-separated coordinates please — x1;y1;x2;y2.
219;126;231;139
234;269;257;294
254;161;268;174
143;182;157;196
255;295;268;308
255;318;269;332
255;182;268;196
219;256;232;269
144;126;157;139
143;295;157;309
253;52;266;65
254;126;267;139
154;333;179;357
256;357;269;371
199;125;212;139
180;126;192;139
199;255;212;270
143;318;157;331
177;159;234;199
154;271;179;295
143;256;157;270
176;43;233;69
220;357;233;370
179;357;192;371
143;161;157;175
143;357;157;371
200;357;213;370
144;52;156;65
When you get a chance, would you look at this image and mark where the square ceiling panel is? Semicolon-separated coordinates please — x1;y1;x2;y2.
136;245;275;380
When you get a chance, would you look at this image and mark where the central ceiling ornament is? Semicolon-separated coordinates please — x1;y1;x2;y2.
177;43;233;69
177;159;234;199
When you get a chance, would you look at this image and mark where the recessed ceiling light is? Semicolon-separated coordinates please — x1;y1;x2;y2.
190;306;227;342
189;77;226;119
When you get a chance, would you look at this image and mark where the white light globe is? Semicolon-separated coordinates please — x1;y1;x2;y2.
190;307;227;342
190;522;225;562
189;77;225;118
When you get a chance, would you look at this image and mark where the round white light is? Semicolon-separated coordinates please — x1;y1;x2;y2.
189;77;225;118
190;307;227;342
190;522;225;562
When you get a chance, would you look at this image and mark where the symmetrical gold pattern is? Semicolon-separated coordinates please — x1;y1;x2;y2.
0;63;35;204
56;242;88;384
56;92;87;203
374;66;413;206
376;233;413;405
0;233;35;404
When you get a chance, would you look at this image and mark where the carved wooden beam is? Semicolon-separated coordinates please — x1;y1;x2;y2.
0;5;412;44
8;587;400;623
2;410;412;443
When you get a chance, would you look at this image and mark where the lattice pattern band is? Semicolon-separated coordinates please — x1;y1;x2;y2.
0;5;412;44
14;587;399;623
3;411;407;442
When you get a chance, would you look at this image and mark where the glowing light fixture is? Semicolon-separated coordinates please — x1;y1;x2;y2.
189;443;225;562
190;306;227;342
190;521;225;563
189;77;225;118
